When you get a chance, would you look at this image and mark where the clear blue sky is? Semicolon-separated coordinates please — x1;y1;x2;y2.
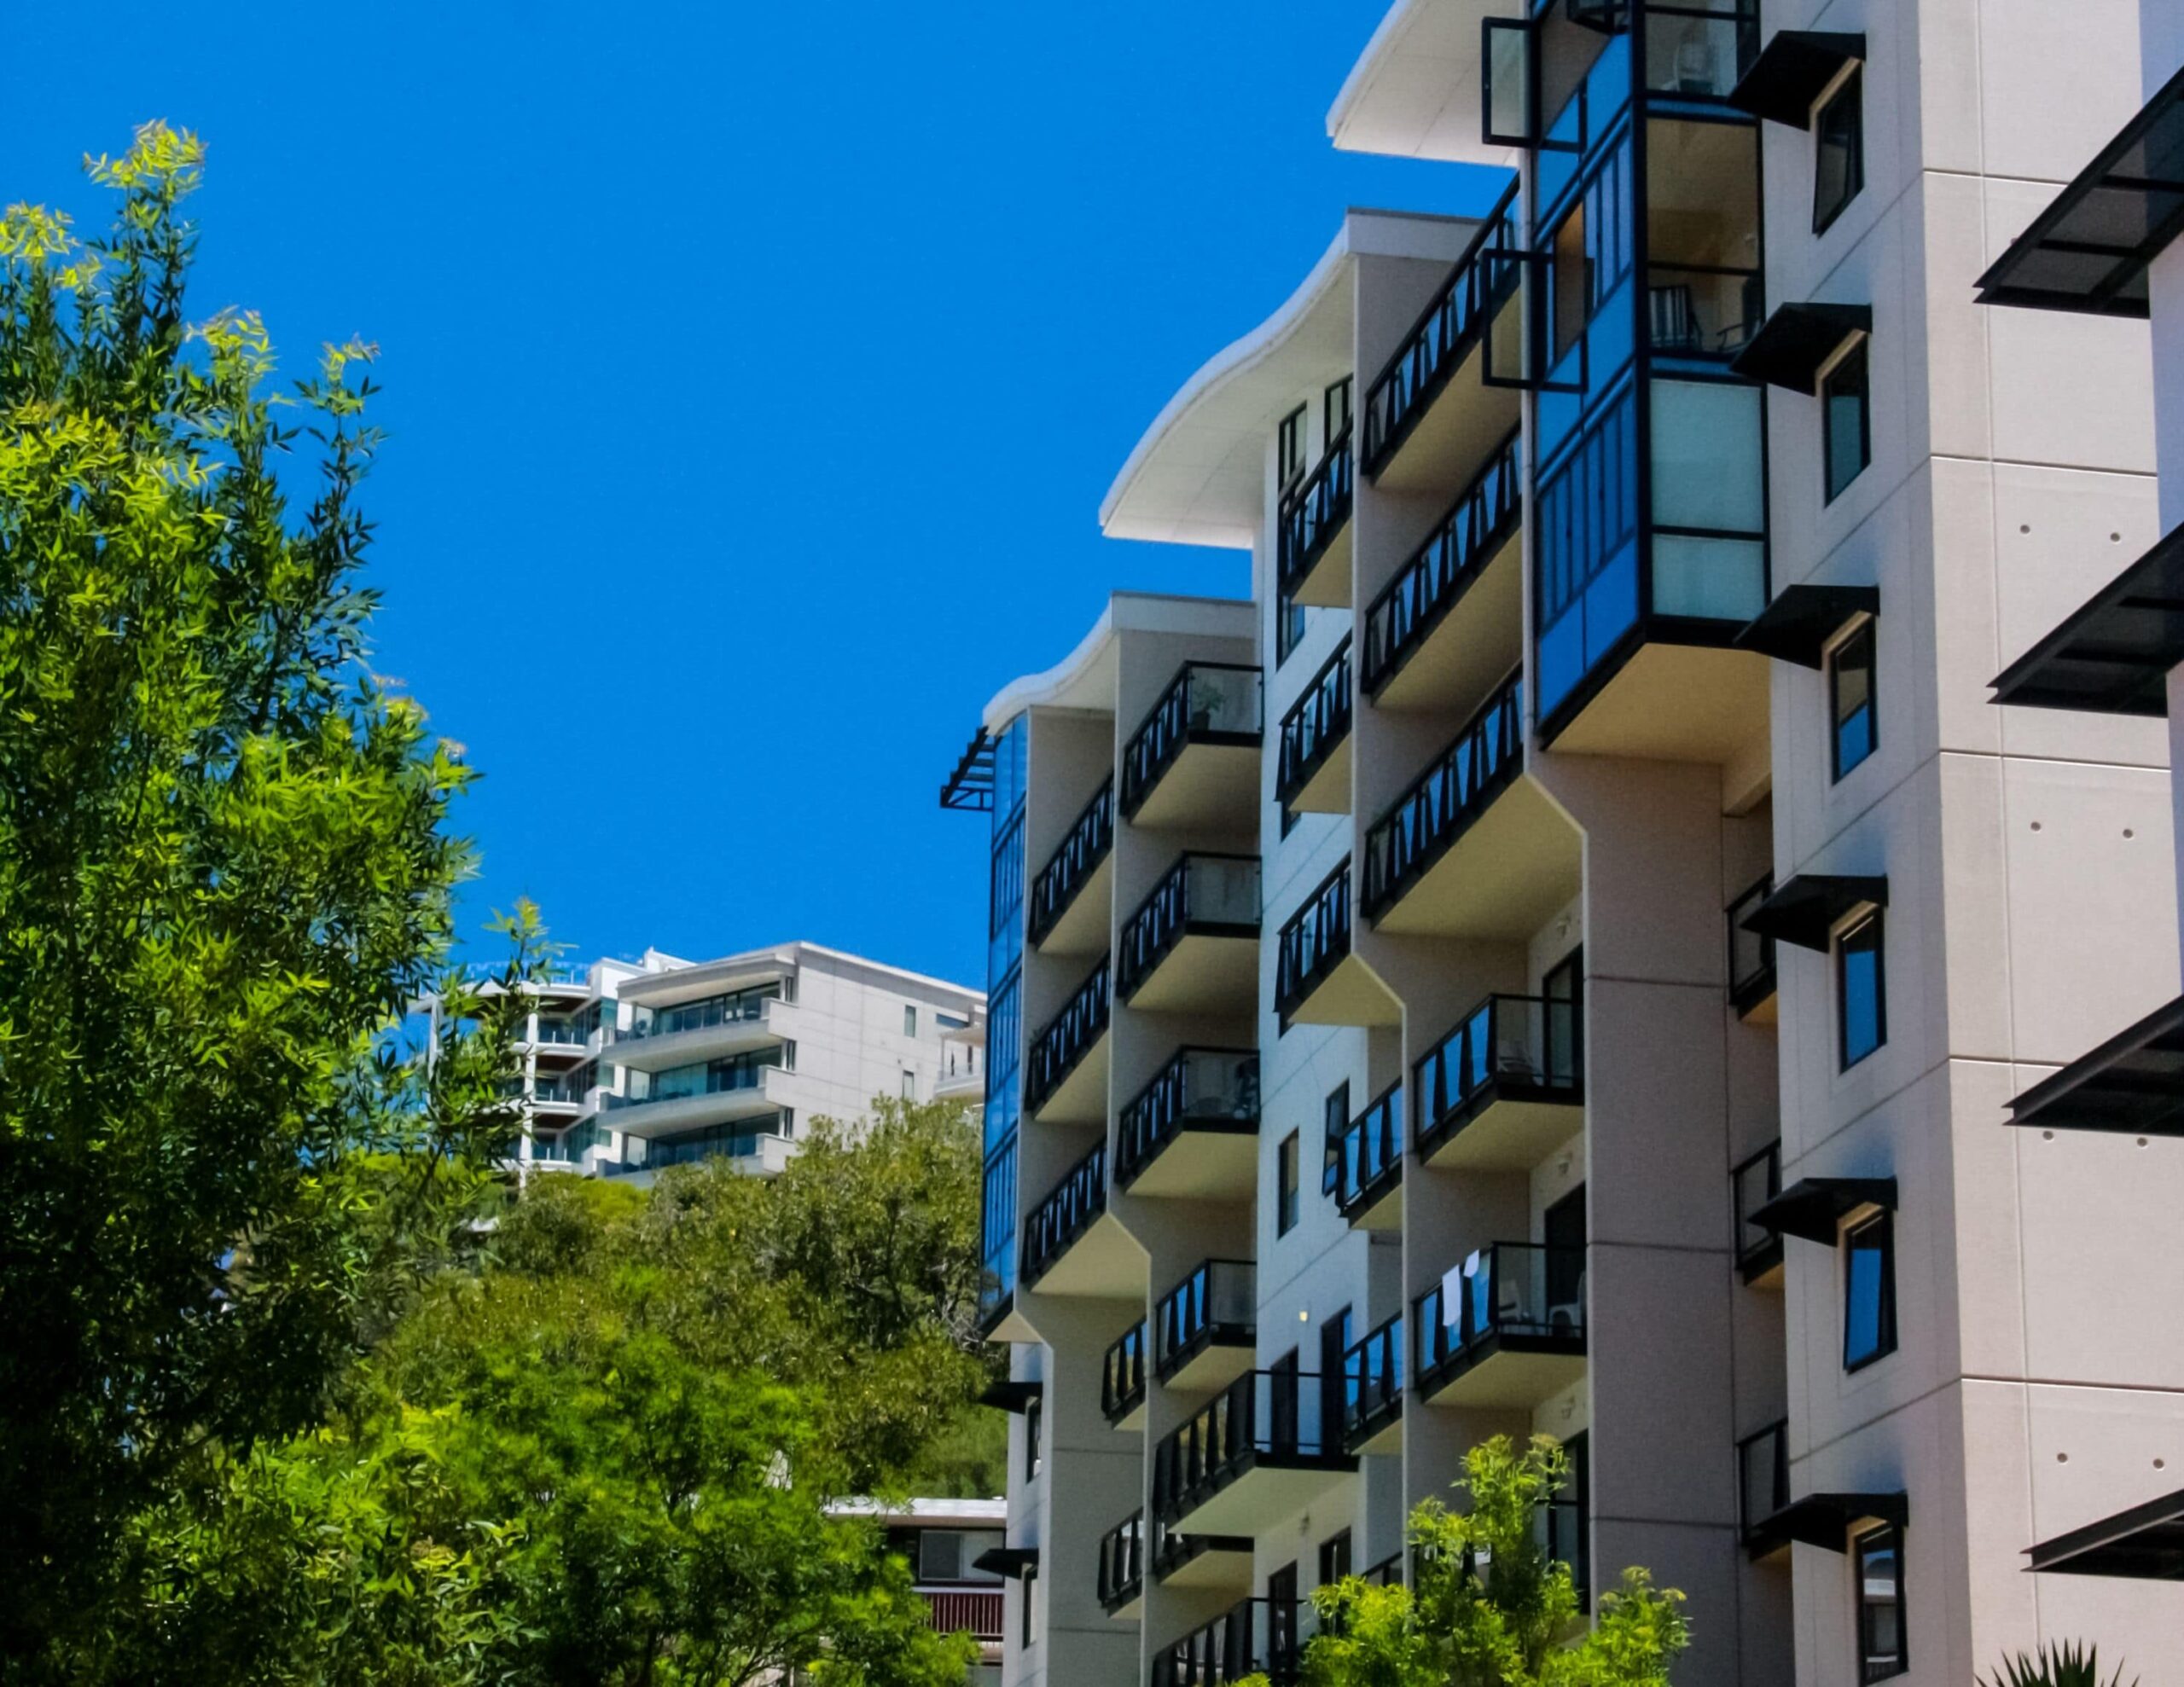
3;3;1506;991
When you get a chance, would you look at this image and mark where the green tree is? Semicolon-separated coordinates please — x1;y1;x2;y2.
0;123;531;1660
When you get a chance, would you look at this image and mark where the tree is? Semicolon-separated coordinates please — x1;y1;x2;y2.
0;123;531;1661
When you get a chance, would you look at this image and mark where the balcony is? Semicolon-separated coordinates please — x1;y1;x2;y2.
1121;663;1263;830
1413;994;1583;1171
1361;178;1523;493
919;1587;1005;1648
1275;638;1353;815
1727;874;1778;1022
1277;425;1355;608
1099;1511;1146;1618
1153;1597;1305;1687
1020;1140;1136;1297
1151;1517;1254;1592
1117;854;1261;1014
1414;1244;1587;1410
1115;1048;1259;1199
1275;860;1397;1033
1340;1313;1403;1456
611;986;790;1074
1738;1418;1792;1560
1025;958;1110;1125
1733;1141;1783;1286
602;1052;789;1139
1103;1319;1148;1430
1362;673;1579;942
1362;429;1523;711
1030;777;1116;956
1155;1260;1256;1394
1334;1081;1403;1231
1152;1369;1356;1536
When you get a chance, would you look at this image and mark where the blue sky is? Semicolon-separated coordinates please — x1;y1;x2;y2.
3;3;1506;990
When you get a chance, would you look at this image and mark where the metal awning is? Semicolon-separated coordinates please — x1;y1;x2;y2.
1751;1177;1896;1245
1728;32;1867;129
1989;523;2184;716
1976;61;2184;318
939;728;996;812
979;1379;1044;1414
1764;1491;1908;1551
2027;1487;2184;1579
1730;303;1873;392
974;1546;1040;1580
1735;585;1879;668
1740;874;1886;952
2009;994;2184;1138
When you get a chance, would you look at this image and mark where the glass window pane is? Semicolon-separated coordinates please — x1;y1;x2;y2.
1651;379;1765;533
1815;70;1866;235
1856;1522;1906;1680
1832;620;1878;779
1823;341;1871;502
1838;910;1886;1069
1844;1212;1896;1370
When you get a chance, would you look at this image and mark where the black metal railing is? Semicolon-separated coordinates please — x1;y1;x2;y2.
1362;177;1523;476
1030;776;1116;948
1362;429;1523;695
1025;958;1111;1116
1276;637;1354;808
1414;1244;1586;1389
1117;1049;1260;1189
1103;1319;1148;1424
1362;1552;1403;1587
1362;670;1524;919
1335;1081;1403;1221
1341;1313;1404;1451
1278;423;1355;600
1727;873;1777;1017
1413;993;1583;1156
1155;1260;1255;1380
1275;860;1352;1027
1153;1368;1339;1524
1738;1418;1791;1540
1122;663;1263;819
1118;854;1262;1002
1151;1518;1252;1584
1153;1597;1303;1687
1099;1510;1146;1612
1021;1140;1107;1287
1733;1140;1782;1280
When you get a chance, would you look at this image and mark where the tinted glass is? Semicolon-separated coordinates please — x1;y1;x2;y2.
1815;69;1865;235
1844;1212;1896;1371
1278;1132;1300;1235
1856;1523;1905;1680
1823;340;1871;503
1838;910;1885;1068
1833;619;1877;778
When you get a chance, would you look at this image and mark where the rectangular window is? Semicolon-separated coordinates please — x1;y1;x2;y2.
1814;68;1865;235
1837;909;1886;1069
1822;339;1871;504
1020;1563;1037;1647
1277;1131;1301;1236
904;1004;918;1037
1855;1522;1906;1680
1323;376;1353;443
1268;1562;1300;1676
1844;1210;1896;1371
1025;1394;1043;1480
1320;1081;1350;1197
1318;1528;1353;1587
901;1070;915;1100
1831;619;1877;780
920;1530;967;1582
1278;404;1308;490
1276;593;1308;669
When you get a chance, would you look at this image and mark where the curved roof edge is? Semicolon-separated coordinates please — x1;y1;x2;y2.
1326;0;1526;168
982;600;1117;733
980;591;1258;733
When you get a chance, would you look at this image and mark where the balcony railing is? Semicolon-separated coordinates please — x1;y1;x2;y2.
1117;853;1262;1003
1413;993;1582;1157
1121;662;1264;820
621;981;784;1041
921;1588;1005;1644
1151;1517;1252;1584
1733;1140;1782;1281
1153;1597;1304;1687
1155;1260;1255;1381
1276;637;1353;808
1361;670;1524;920
1021;1139;1107;1288
1029;776;1116;948
534;1072;593;1105
1362;429;1523;696
532;1017;587;1046
1103;1319;1148;1425
1341;1313;1403;1452
1727;873;1777;1017
1361;177;1523;476
1277;423;1354;600
607;1047;782;1110
1099;1511;1147;1613
1025;957;1111;1115
1414;1244;1586;1390
1335;1081;1403;1222
1737;1418;1791;1544
1153;1368;1339;1525
1362;1551;1403;1587
1116;1048;1260;1190
1275;860;1352;1028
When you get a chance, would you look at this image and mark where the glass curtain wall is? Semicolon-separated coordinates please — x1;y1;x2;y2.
981;717;1030;1319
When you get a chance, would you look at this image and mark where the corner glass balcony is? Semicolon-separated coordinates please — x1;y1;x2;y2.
1340;1313;1403;1456
1152;1368;1356;1537
1275;859;1397;1033
1733;1140;1783;1285
1413;994;1583;1170
1102;1319;1148;1430
1152;1597;1308;1687
1727;873;1778;1021
1414;1243;1587;1409
612;980;789;1072
1029;776;1115;955
1275;637;1353;815
1155;1260;1256;1393
1121;663;1263;829
1024;957;1110;1124
1334;1081;1403;1230
1277;424;1355;608
1020;1139;1135;1297
1115;1048;1259;1199
1738;1417;1792;1559
1099;1510;1147;1618
1117;854;1261;1014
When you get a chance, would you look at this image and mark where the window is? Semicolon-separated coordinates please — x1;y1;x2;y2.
1318;1528;1353;1587
781;1040;797;1071
1837;909;1886;1069
1550;1430;1589;1610
1822;339;1871;504
1278;404;1308;490
1275;593;1309;669
1268;1562;1300;1674
1020;1563;1037;1647
1025;1394;1043;1480
1843;1210;1897;1371
1277;1131;1301;1236
1814;68;1865;235
1855;1522;1906;1680
904;1005;919;1037
901;1070;916;1100
1323;376;1353;443
1831;619;1877;780
1320;1081;1350;1197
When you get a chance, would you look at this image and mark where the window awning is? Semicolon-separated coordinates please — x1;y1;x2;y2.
1728;32;1866;129
1764;1491;1908;1551
1735;585;1880;668
1975;61;2184;318
1740;874;1886;952
1751;1177;1896;1245
939;728;997;812
2027;1487;2184;1580
974;1546;1040;1580
980;1379;1044;1414
1989;523;2184;716
2009;994;2184;1138
1729;303;1873;392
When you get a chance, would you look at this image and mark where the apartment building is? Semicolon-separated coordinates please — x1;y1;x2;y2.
832;1498;1011;1686
940;3;2184;1684
439;941;983;1182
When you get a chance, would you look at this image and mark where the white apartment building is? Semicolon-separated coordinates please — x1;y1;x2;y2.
941;3;2184;1684
450;941;983;1183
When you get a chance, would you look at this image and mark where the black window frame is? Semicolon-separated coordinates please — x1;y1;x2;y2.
1320;1081;1350;1197
1025;1393;1043;1481
1813;67;1866;237
1836;907;1887;1070
1318;1528;1353;1587
1020;1562;1037;1647
1323;376;1353;444
1830;617;1878;781
1821;338;1872;505
1275;592;1309;670
1277;1130;1301;1236
1842;1209;1898;1373
1854;1520;1907;1681
1277;403;1309;492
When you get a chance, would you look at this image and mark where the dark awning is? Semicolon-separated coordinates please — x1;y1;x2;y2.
1740;874;1887;952
1989;523;2184;716
2009;994;2184;1138
1751;1177;1897;1245
1728;32;1867;129
980;1379;1044;1414
1767;1491;1908;1551
1975;61;2184;318
1730;303;1873;392
2027;1487;2184;1580
1735;585;1880;668
939;727;996;812
974;1546;1040;1580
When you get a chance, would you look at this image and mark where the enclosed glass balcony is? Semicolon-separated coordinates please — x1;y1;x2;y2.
1275;638;1353;815
1277;424;1355;607
1028;776;1115;955
1155;1260;1256;1393
1115;1048;1258;1199
1122;663;1263;829
1340;1313;1403;1455
1152;1368;1356;1536
1414;1243;1587;1409
1334;1081;1403;1230
1117;854;1261;1013
1024;957;1110;1123
1413;993;1583;1170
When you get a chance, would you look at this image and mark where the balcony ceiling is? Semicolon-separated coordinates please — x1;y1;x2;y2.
1326;0;1523;166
